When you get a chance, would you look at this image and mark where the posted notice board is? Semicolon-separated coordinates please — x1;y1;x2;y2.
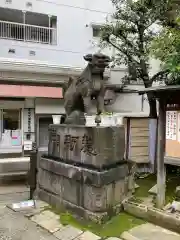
166;111;180;158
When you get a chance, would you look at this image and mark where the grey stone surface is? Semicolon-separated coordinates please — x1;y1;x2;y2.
8;200;49;218
63;53;111;124
38;156;128;218
53;225;83;240
135;184;139;189
121;223;180;240
38;100;129;220
35;200;49;209
75;231;100;240
38;168;127;214
0;184;29;195
39;157;128;187
8;199;49;212
163;203;172;211
176;186;180;198
0;190;30;207
38;188;109;223
123;200;180;235
140;196;154;207
31;210;59;221
106;238;122;240
148;184;157;195
0;206;58;240
172;201;180;212
30;209;64;233
48;125;125;168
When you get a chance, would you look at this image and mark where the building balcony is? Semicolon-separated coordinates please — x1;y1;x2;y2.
0;7;57;45
0;20;57;45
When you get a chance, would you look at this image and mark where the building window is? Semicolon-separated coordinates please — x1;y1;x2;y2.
38;117;53;147
29;50;36;56
8;48;15;54
0;8;57;44
5;0;12;3
92;26;101;38
3;109;21;132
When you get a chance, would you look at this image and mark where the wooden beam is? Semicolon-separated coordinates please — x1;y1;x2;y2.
157;99;166;208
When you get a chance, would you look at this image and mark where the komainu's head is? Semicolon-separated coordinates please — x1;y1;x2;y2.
84;53;111;73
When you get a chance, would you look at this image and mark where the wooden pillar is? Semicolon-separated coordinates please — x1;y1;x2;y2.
157;99;166;208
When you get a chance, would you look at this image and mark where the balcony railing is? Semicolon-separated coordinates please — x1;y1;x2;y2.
0;20;57;44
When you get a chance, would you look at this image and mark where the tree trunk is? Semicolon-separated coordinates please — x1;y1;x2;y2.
147;92;157;119
139;60;158;119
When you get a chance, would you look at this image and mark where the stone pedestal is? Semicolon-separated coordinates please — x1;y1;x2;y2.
38;124;129;223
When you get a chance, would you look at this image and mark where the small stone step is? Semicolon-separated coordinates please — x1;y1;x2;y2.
121;223;180;240
175;186;180;198
75;231;100;240
54;225;83;240
106;238;123;240
148;184;157;195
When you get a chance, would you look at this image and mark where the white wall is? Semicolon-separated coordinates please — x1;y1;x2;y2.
107;92;150;114
0;0;114;67
35;98;65;114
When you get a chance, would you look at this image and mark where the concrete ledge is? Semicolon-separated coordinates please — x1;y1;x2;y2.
0;157;29;181
121;232;139;240
0;157;30;173
123;200;180;234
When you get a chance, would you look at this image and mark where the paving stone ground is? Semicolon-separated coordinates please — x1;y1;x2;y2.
0;183;103;240
0;204;59;240
0;184;58;240
121;223;180;240
1;183;180;240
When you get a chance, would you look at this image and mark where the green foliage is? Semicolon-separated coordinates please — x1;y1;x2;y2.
100;0;175;84
100;0;155;67
100;0;180;116
44;205;145;237
60;211;145;237
99;0;180;117
150;18;180;85
151;28;180;70
100;0;180;79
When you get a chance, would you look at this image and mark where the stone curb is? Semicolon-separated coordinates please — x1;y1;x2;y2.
121;232;139;240
123;200;180;234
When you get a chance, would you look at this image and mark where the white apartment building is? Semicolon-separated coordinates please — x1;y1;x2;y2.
0;0;118;175
0;0;152;176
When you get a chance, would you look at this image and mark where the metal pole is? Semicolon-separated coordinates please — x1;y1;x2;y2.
22;10;26;42
48;15;51;44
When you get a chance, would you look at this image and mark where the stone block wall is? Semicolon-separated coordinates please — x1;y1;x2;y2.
37;124;130;222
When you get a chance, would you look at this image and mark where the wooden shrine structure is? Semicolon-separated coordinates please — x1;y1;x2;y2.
139;85;180;208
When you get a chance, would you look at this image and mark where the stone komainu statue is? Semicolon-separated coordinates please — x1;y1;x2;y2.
64;53;111;124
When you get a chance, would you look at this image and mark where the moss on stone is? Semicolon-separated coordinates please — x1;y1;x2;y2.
134;173;179;205
44;206;145;237
59;211;145;238
135;174;156;199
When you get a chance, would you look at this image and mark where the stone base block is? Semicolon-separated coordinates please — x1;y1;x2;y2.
48;124;125;169
37;157;129;223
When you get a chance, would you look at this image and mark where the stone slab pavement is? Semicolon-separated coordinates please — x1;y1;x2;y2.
1;184;180;240
0;183;29;208
5;199;120;240
2;201;180;240
0;206;59;240
0;206;105;240
121;223;180;240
